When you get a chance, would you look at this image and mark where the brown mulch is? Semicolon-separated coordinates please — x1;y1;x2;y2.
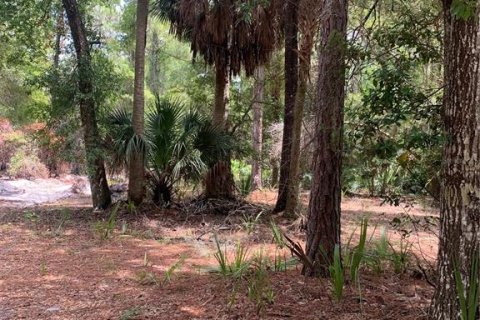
0;191;437;319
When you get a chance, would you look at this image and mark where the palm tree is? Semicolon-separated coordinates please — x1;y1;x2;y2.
152;0;282;199
128;0;149;205
109;98;231;205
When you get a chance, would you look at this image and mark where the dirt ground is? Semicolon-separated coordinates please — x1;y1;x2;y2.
0;190;438;319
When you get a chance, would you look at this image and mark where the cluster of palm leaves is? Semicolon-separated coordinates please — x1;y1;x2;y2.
107;97;232;204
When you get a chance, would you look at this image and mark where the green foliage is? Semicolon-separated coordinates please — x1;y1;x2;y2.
270;220;285;249
241;212;263;235
213;234;250;278
344;0;443;197
120;308;141;320
135;270;160;285
108;98;232;204
453;252;480;320
7;148;49;179
329;244;345;301
94;204;120;240
248;251;275;314
163;255;186;284
451;0;477;20
349;218;368;282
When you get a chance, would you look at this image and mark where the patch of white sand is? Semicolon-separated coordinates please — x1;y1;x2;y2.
0;176;90;206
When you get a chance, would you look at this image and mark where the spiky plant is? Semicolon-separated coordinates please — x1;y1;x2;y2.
107;98;231;205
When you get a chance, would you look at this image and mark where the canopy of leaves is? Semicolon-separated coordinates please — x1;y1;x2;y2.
152;0;283;76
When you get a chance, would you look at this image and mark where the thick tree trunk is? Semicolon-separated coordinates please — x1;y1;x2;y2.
62;0;111;209
430;1;480;319
303;0;347;277
128;0;149;205
251;65;265;190
284;28;315;216
204;65;235;199
213;65;229;128
274;0;299;213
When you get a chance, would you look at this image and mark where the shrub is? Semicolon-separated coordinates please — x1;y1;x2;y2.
7;148;49;179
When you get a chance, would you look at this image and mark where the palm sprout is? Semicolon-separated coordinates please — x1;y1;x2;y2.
107;98;231;205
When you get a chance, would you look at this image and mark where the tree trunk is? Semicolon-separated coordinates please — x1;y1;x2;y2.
251;65;265;190
430;1;480;318
62;0;111;209
148;30;163;95
213;65;229;128
274;0;299;213
204;65;235;199
53;8;64;69
303;0;347;277
128;0;149;205
284;24;316;216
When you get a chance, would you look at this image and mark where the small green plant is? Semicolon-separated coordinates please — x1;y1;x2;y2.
349;218;368;282
213;233;229;275
389;237;412;274
135;270;160;286
127;200;136;214
329;244;344;301
94;203;120;240
239;173;253;196
248;251;275;314
54;208;71;236
120;221;128;234
241;211;263;235
39;261;48;276
454;252;479;320
270;220;285;249
120;307;140;320
365;227;389;273
24;210;39;223
213;234;250;278
163;255;186;284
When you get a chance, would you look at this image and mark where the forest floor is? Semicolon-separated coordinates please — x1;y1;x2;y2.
0;189;438;320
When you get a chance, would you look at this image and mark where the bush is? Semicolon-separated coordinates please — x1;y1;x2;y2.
0;127;26;172
7;148;49;179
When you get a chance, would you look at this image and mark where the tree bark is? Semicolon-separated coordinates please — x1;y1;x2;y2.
251;65;265;190
213;65;229;128
430;1;480;318
53;8;64;69
128;0;149;205
274;0;299;213
62;0;111;209
148;29;163;95
284;16;317;216
303;0;347;277
204;65;235;199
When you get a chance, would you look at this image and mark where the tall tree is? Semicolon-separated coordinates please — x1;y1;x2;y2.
148;29;163;95
62;0;111;209
430;1;480;318
274;0;299;213
128;0;149;205
303;0;347;276
153;0;282;199
284;0;322;215
251;65;265;190
53;7;65;68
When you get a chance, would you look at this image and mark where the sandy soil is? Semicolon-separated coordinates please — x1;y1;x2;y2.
0;190;438;319
0;176;90;206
